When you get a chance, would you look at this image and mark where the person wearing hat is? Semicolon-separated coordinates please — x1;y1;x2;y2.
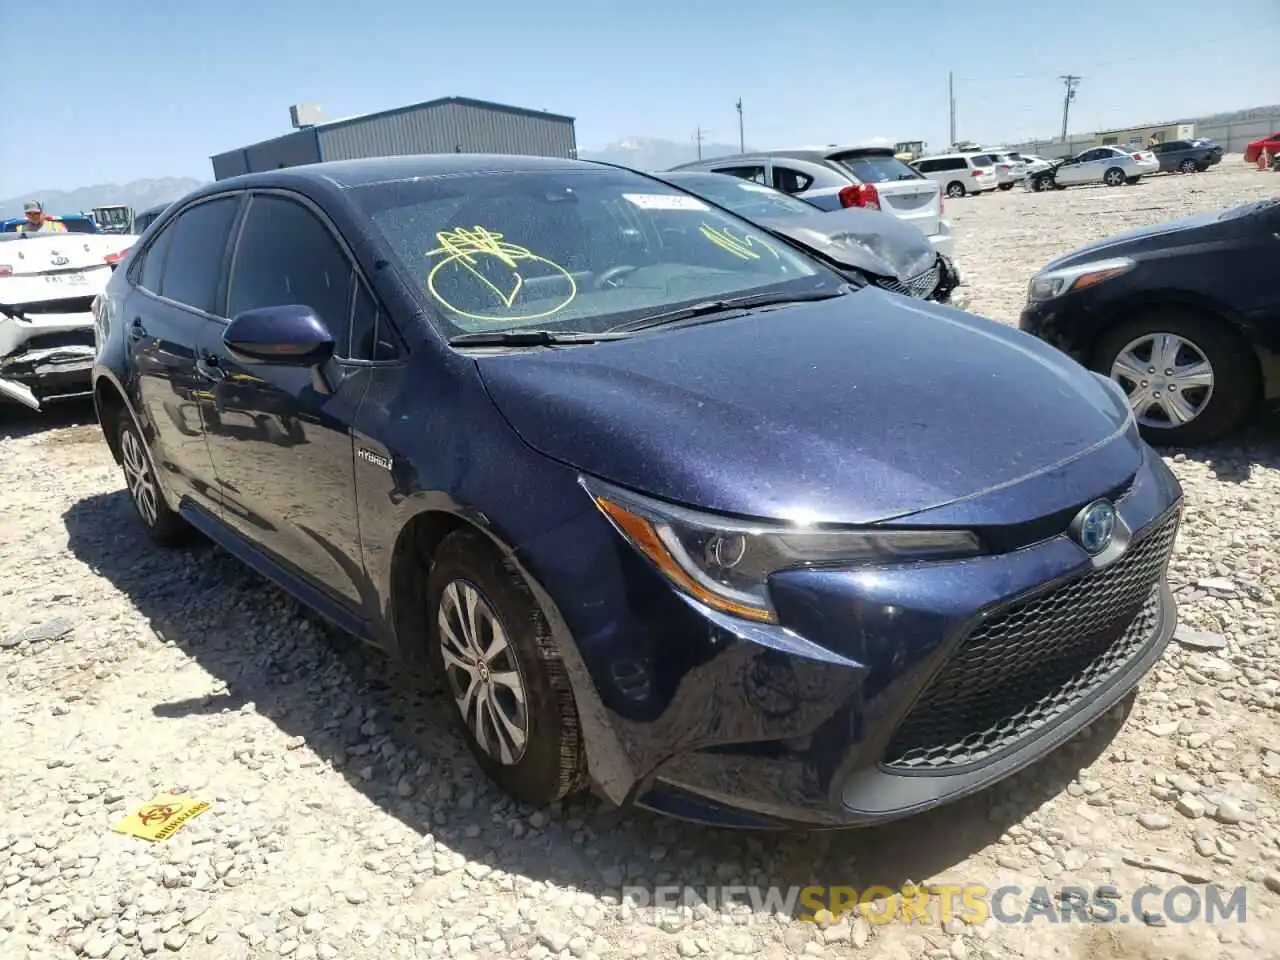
18;201;67;233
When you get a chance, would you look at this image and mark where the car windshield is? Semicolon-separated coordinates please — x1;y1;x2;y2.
350;168;839;338
829;153;923;182
663;174;818;220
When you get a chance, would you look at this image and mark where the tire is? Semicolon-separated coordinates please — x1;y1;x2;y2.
1179;159;1197;174
1103;167;1126;186
1032;176;1053;193
945;181;966;199
1092;308;1259;447
998;182;1014;191
1125;177;1141;185
426;530;585;806
117;412;190;546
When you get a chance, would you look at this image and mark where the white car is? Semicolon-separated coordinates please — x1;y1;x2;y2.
981;152;1028;190
0;231;134;411
1038;146;1160;190
910;153;1000;198
1014;153;1054;175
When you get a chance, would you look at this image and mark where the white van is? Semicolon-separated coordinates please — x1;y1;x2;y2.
911;154;1000;198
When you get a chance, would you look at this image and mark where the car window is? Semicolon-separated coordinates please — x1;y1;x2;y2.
771;166;814;194
350;167;835;339
712;165;768;185
829;153;923;182
968;155;993;167
158;197;239;314
350;279;400;362
138;224;175;294
227;194;355;356
914;159;936;173
669;174;817;219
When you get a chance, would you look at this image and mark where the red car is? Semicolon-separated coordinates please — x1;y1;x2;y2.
1244;131;1280;164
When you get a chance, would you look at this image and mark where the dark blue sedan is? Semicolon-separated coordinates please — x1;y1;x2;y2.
90;154;1183;828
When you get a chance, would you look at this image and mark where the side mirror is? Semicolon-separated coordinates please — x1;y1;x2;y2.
223;305;338;394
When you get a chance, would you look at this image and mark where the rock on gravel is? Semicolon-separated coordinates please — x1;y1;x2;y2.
2;160;1279;960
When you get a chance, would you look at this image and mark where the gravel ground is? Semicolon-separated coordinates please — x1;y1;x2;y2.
3;159;1279;960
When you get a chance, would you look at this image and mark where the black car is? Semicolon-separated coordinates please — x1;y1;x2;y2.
1151;139;1224;174
1020;197;1280;446
657;170;960;303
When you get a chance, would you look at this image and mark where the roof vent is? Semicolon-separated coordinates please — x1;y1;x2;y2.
289;103;324;129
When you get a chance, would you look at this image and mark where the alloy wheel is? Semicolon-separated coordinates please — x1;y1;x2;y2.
437;580;529;765
1104;169;1124;186
120;427;159;527
1110;332;1215;429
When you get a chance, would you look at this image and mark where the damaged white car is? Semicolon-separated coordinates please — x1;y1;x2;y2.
0;231;132;411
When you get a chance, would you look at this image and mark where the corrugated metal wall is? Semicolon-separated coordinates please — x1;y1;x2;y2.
318;102;576;162
211;129;321;180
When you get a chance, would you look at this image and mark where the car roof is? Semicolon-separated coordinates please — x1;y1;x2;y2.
210;154;605;193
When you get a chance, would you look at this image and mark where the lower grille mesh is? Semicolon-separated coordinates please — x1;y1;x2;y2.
883;509;1180;771
875;264;940;300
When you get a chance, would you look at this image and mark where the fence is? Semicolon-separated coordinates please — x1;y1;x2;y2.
999;109;1280;161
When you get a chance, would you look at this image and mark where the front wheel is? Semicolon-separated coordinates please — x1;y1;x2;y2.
1178;159;1197;173
1093;309;1259;446
998;182;1014;191
117;413;190;546
427;530;586;806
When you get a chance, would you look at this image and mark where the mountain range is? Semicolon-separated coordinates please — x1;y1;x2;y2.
1;136;756;217
0;177;207;220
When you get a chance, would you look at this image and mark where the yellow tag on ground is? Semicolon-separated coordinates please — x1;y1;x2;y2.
111;793;211;842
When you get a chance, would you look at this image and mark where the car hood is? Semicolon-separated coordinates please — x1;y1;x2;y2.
475;290;1139;524
756;208;936;282
1041;209;1224;270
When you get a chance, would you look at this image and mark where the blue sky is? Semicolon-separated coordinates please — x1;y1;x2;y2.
2;0;1277;197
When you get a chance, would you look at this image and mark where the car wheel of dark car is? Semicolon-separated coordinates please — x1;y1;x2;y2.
945;181;966;199
1093;308;1259;446
1031;176;1053;192
427;529;585;806
998;183;1014;191
1103;167;1126;187
117;413;191;547
1178;159;1198;174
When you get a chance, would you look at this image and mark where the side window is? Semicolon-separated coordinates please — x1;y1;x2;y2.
227;195;354;357
159;197;240;314
915;160;936;173
138;224;174;294
350;281;400;363
772;166;814;194
713;165;768;184
944;158;967;171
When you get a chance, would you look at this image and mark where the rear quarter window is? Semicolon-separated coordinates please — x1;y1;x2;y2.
830;154;923;183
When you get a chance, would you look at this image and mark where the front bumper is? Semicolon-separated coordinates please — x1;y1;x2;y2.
0;310;96;410
520;441;1182;828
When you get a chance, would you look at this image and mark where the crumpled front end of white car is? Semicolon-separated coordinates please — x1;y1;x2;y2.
0;232;132;410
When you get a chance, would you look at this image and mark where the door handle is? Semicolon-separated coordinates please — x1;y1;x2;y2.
195;353;224;382
129;317;146;341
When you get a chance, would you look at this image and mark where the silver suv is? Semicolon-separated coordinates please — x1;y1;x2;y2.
669;146;951;258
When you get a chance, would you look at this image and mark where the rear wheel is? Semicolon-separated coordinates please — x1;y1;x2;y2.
426;530;585;806
1103;167;1126;186
1093;308;1259;446
945;181;966;199
117;413;190;546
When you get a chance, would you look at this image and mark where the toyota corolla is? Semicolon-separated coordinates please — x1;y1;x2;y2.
90;155;1182;828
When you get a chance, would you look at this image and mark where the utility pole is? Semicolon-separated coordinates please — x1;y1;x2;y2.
695;125;707;160
948;71;956;148
1059;75;1081;141
735;99;744;153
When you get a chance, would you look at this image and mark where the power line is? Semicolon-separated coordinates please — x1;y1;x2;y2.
954;33;1260;82
1059;75;1082;140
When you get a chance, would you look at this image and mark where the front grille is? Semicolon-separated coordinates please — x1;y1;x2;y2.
9;296;96;316
875;264;939;300
882;508;1180;772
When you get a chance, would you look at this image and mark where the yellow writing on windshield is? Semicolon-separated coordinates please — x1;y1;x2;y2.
425;226;577;322
698;223;781;261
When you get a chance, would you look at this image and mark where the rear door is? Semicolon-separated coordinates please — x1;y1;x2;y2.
201;190;387;609
826;150;941;236
124;194;242;517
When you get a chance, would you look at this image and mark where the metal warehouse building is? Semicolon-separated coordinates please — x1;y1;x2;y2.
210;97;577;180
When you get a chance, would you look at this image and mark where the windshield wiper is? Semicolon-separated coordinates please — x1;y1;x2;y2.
448;329;631;347
609;287;850;334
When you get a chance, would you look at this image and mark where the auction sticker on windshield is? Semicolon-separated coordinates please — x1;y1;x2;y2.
622;194;709;211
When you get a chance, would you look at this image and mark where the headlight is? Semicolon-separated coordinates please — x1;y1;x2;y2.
1026;257;1135;304
582;477;982;624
